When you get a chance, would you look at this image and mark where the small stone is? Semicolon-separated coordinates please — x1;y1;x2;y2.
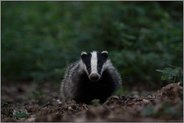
142;99;150;104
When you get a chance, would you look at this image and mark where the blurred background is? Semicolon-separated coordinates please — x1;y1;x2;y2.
2;1;183;90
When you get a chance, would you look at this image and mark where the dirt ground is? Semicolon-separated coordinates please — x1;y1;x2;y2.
1;81;183;122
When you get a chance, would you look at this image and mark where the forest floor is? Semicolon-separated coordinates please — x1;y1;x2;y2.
1;81;183;122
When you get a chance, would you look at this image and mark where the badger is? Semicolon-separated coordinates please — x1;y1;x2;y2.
60;51;122;104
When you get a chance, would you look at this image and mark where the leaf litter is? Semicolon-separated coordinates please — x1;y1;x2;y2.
1;82;183;122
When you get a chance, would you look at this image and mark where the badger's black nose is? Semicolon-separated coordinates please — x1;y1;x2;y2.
89;73;100;81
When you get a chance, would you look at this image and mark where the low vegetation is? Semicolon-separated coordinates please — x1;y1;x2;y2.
2;1;183;89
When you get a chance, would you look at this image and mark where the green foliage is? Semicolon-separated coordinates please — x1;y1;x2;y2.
156;67;183;82
141;105;155;117
2;2;183;88
141;101;183;118
114;86;128;96
13;110;29;119
91;99;101;106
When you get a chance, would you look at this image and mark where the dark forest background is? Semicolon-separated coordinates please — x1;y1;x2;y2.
2;1;183;90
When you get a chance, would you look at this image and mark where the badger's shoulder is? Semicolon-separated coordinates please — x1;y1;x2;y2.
63;60;80;78
60;60;81;100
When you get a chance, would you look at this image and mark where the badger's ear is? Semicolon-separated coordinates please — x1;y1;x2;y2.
81;51;87;59
101;51;108;59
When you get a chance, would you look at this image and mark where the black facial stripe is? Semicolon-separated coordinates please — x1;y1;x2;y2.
97;52;107;74
81;53;91;74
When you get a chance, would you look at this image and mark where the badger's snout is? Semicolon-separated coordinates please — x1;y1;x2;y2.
89;73;100;81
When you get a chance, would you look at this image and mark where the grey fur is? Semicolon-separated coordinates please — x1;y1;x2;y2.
60;57;122;103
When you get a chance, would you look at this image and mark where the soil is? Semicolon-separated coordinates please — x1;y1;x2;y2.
1;82;183;122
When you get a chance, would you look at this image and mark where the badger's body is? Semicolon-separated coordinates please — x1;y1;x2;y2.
60;51;122;103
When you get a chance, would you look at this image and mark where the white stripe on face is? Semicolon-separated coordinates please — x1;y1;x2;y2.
91;51;98;74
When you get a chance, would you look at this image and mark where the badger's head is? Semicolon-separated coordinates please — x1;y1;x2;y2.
80;51;108;81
